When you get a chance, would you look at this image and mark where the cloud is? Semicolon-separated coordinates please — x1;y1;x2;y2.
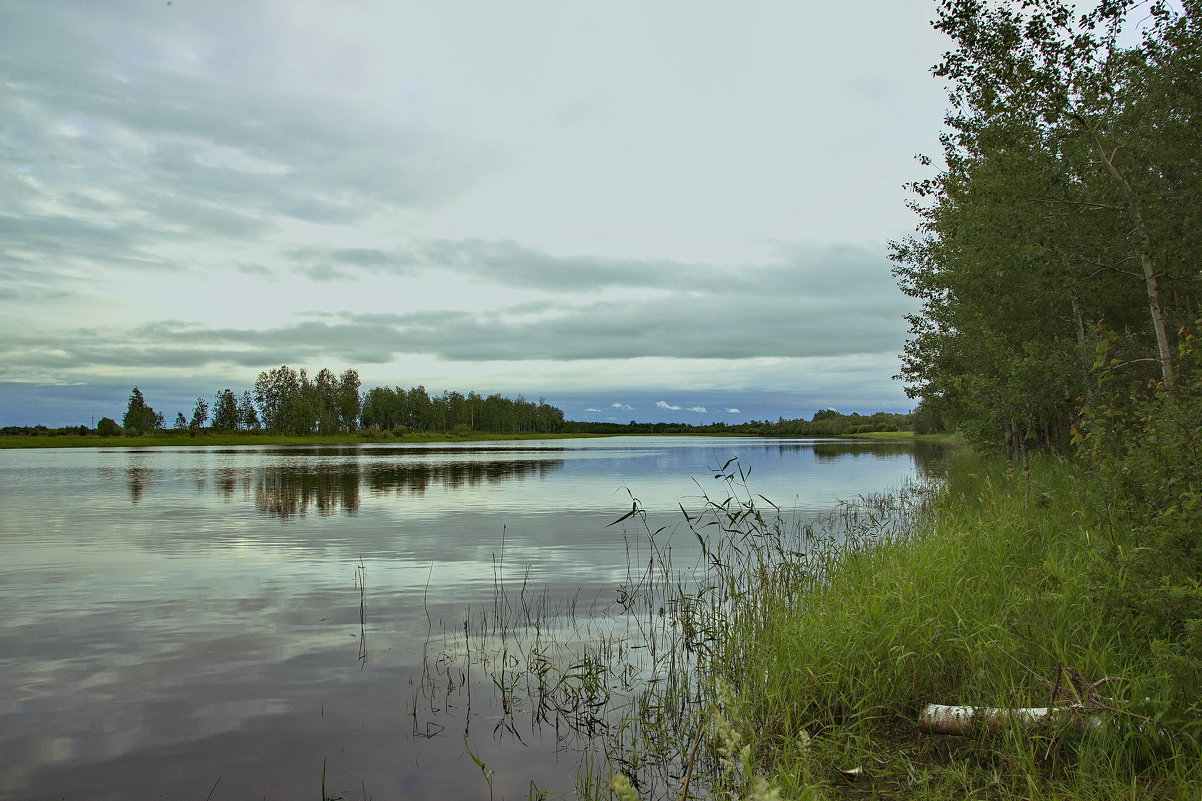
584;407;600;412
725;408;742;414
611;402;633;411
0;3;932;419
687;406;708;413
276;238;907;301
318;242;912;363
286;239;705;291
656;401;681;410
0;241;914;382
339;297;904;364
0;3;485;290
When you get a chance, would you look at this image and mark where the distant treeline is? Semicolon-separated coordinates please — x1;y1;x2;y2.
357;385;565;435
2;425;91;438
5;369;914;439
5;365;567;437
171;365;563;436
563;409;915;437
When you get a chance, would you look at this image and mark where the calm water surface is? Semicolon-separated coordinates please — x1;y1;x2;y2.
0;436;936;800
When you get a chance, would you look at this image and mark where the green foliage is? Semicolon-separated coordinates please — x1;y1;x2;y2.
122;386;163;435
211;389;238;431
357;383;563;435
236;390;260;431
1077;325;1202;722
21;370;562;440
911;398;945;435
189;396;209;431
96;417;121;437
764;410;912;437
337;368;361;432
893;0;1201;452
3;425;80;437
242;364;565;436
253;365;307;434
885;0;1202;757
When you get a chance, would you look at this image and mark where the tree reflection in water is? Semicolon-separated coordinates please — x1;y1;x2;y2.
115;450;568;518
249;458;566;518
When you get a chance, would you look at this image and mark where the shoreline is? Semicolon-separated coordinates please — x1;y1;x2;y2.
0;430;612;449
0;430;955;450
693;449;1199;798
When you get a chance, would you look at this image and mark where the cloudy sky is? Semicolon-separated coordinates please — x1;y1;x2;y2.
1;0;949;427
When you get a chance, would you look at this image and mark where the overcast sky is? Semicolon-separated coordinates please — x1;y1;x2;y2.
0;0;950;426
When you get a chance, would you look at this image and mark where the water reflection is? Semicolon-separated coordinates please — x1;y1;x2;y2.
0;437;947;801
124;452;152;503
255;464;364;518
810;440;948;475
362;458;564;497
214;466;239;497
96;440;953;529
109;451;569;518
248;459;567;518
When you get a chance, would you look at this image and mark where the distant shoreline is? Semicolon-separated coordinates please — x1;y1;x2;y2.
0;431;611;449
0;429;950;450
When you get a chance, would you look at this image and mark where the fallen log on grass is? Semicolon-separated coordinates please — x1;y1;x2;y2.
918;703;1103;736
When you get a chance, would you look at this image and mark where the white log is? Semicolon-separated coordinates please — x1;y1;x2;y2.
918;703;1103;736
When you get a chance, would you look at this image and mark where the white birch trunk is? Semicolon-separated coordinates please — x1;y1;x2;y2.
918;703;1103;736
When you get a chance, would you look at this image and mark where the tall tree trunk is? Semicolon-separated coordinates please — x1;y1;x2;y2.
1070;292;1087;351
1073;113;1174;383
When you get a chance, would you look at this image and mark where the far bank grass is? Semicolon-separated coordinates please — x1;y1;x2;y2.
0;430;613;449
0;429;935;450
706;450;1199;799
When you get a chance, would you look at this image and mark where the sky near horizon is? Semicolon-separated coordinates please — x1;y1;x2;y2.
1;0;950;427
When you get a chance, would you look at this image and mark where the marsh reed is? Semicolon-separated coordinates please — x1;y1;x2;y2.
408;457;933;799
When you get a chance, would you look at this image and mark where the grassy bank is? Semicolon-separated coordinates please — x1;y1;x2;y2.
576;449;1200;800
689;451;1200;800
0;430;611;449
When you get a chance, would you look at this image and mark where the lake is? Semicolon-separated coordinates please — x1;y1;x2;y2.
0;436;940;800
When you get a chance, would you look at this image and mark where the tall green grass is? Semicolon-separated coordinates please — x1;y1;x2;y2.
424;447;1199;798
705;451;1201;800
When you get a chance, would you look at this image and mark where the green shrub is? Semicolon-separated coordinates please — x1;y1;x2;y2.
1078;325;1202;726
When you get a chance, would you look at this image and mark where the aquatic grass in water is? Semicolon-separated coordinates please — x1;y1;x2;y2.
422;450;1201;799
415;457;933;799
356;555;368;667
